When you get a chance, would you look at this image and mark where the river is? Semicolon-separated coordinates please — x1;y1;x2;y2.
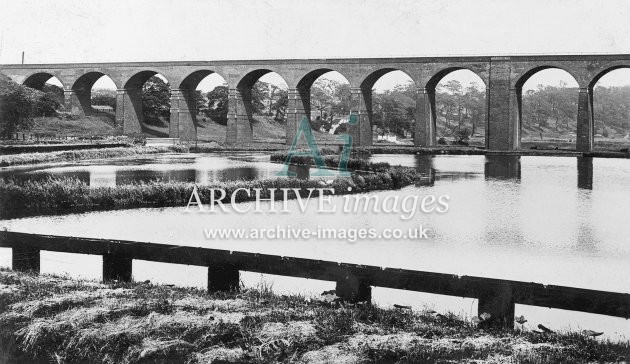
0;153;628;340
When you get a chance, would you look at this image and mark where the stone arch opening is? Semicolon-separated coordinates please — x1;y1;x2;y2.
590;67;630;150
175;71;228;142
23;72;63;91
230;70;289;145
429;69;487;148
68;72;117;119
121;71;171;137
291;69;351;146
22;73;65;118
518;68;579;150
362;69;416;145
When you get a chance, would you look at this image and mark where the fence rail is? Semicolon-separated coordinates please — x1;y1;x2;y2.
0;231;628;326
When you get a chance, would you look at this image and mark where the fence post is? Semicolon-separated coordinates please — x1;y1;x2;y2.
12;246;40;273
336;272;372;302
477;283;515;327
208;264;240;292
103;252;133;282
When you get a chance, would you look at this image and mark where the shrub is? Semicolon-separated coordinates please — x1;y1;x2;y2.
0;77;34;138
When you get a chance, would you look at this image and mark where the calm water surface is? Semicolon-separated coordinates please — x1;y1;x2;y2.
1;153;628;340
0;152;317;185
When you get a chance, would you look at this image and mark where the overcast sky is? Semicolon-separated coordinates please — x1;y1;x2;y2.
2;0;629;90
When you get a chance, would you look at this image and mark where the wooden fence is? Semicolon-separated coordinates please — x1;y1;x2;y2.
0;231;628;327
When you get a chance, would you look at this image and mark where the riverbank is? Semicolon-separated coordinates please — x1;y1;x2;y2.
0;145;188;167
2;142;627;169
0;269;627;363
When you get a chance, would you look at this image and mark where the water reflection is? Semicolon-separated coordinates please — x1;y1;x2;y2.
577;157;593;190
288;164;310;180
0;154;289;187
414;155;435;186
369;154;481;183
484;155;521;180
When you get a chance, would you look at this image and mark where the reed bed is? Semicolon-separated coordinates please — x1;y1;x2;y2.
0;165;418;219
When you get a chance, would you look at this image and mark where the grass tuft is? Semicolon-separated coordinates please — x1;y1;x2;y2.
0;270;628;363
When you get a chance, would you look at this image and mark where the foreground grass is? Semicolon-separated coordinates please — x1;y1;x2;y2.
0;145;189;167
0;270;627;363
0;158;417;219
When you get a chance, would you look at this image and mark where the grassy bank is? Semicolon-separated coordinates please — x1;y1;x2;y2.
0;145;188;167
0;160;417;219
0;270;627;363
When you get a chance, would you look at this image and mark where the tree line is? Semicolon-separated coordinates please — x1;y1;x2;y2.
522;83;630;139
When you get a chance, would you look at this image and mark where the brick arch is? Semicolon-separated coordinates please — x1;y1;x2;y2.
179;69;228;90
295;68;351;90
513;65;581;90
358;68;418;147
65;72;119;116
588;62;630;89
510;65;586;152
235;69;289;90
359;68;417;91
225;69;290;146
72;71;119;91
168;70;230;142
123;70;171;89
117;70;173;137
22;72;66;90
424;66;488;90
232;67;289;90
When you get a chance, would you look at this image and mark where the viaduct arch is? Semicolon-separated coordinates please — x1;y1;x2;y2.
2;54;629;151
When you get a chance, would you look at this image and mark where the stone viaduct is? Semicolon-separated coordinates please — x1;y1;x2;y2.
1;54;629;151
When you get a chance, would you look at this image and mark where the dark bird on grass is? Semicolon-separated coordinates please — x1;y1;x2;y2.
582;330;604;337
515;315;527;325
538;324;553;333
394;304;412;310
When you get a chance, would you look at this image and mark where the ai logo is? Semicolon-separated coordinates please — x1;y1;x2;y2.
277;114;359;177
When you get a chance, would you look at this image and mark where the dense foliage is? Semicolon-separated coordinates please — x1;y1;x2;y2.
142;76;171;126
522;84;630;140
204;85;229;125
202;82;288;125
0;76;36;137
91;89;117;111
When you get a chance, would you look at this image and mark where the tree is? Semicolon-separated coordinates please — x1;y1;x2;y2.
271;89;288;122
92;94;116;110
463;82;486;137
0;76;34;137
372;82;416;139
331;83;351;118
41;84;64;105
311;81;335;120
206;86;229;125
28;84;64;117
194;90;207;116
33;92;61;117
250;81;269;115
142;76;171;125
